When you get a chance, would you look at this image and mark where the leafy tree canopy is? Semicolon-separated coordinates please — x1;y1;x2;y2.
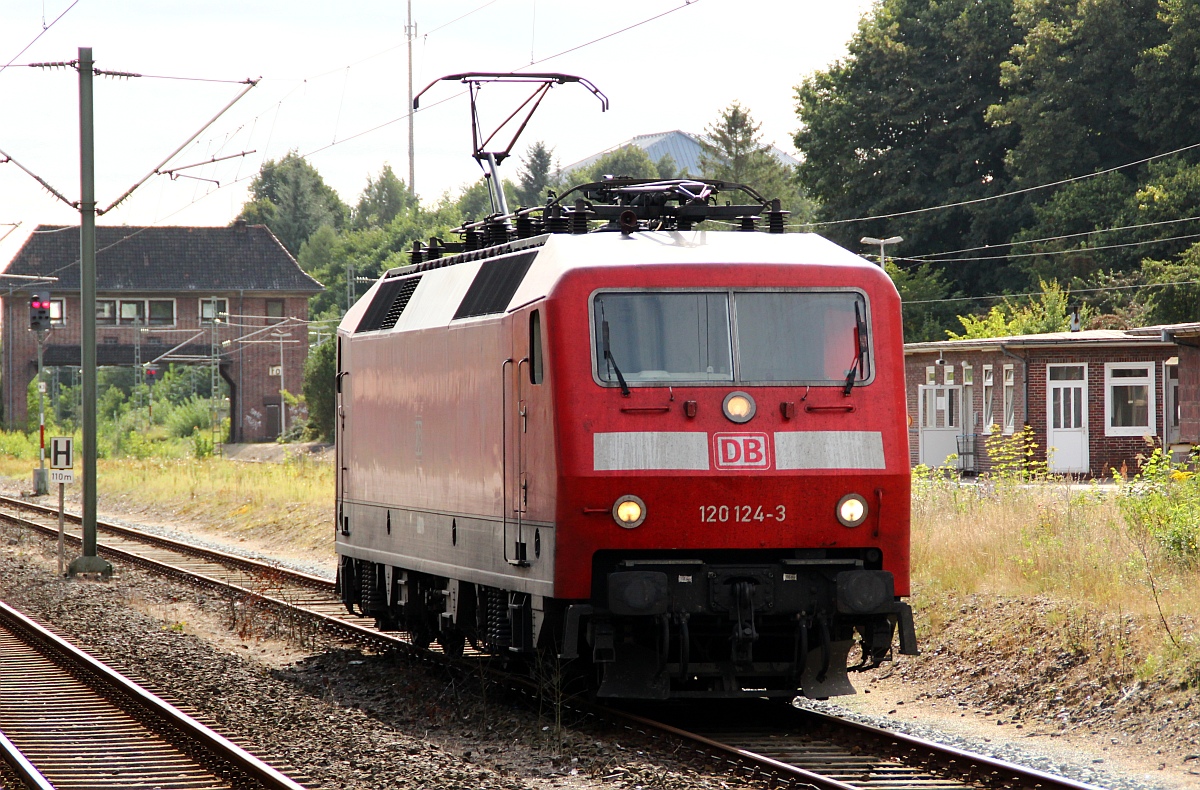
514;141;556;207
948;279;1091;339
700;102;815;221
351;164;414;230
794;0;1023;295
238;152;349;256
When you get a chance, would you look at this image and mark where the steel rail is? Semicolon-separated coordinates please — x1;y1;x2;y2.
0;497;1104;790
0;494;331;590
0;600;309;790
0;729;57;790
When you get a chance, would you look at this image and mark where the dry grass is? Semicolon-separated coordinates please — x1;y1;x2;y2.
912;475;1198;616
912;474;1200;686
0;453;334;559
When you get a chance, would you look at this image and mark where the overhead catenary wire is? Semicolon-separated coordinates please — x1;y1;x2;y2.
902;278;1200;306
900;213;1200;264
0;0;79;78
891;230;1200;264
790;138;1200;231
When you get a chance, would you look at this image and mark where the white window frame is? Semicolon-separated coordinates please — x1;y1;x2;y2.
925;366;936;385
982;365;994;433
147;298;177;327
97;299;117;326
944;364;954;385
117;298;145;326
1002;364;1015;435
1104;362;1155;437
200;298;228;324
49;298;66;327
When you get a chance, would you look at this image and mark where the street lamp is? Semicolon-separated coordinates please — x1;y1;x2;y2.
860;235;903;267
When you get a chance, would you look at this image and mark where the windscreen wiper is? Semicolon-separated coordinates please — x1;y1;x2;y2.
601;318;631;397
843;302;869;397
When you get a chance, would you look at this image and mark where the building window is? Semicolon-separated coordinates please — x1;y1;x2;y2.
962;365;973;385
50;299;66;326
118;299;145;326
200;298;228;324
982;365;994;433
944;364;954;385
1002;364;1015;434
265;299;285;324
1105;362;1155;436
148;299;175;326
97;300;117;326
925;366;936;385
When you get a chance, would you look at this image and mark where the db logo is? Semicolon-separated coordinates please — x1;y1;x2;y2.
713;433;771;470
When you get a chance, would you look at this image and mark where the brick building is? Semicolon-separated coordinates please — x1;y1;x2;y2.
904;326;1200;477
2;223;323;442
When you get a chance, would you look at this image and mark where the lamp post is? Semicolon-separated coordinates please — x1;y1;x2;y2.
860;235;903;267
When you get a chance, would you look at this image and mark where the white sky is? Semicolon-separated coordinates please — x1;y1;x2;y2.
0;0;874;261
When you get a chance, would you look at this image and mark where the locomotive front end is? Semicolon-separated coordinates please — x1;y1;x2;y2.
550;240;916;699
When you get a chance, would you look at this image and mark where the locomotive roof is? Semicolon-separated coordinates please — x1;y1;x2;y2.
340;231;882;336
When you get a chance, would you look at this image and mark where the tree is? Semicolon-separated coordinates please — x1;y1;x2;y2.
948;279;1090;338
988;0;1169;186
455;177;521;222
1131;1;1200;154
699;102;812;218
573;145;661;183
699;103;778;185
1142;245;1200;325
884;261;957;343
303;337;336;441
514;141;555;207
794;0;1024;296
351;165;414;230
238;152;349;256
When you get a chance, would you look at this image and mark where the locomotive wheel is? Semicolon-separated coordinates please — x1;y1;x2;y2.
411;628;432;650
438;629;466;659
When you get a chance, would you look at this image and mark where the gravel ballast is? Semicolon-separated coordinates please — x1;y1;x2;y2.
1;514;1195;790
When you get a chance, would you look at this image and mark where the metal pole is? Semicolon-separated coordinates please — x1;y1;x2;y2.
407;0;415;193
35;333;47;495
278;333;286;438
57;482;65;576
69;46;112;578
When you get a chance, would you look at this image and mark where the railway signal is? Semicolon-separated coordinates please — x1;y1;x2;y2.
29;291;51;330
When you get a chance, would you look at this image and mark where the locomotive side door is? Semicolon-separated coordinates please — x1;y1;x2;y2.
503;310;537;566
335;336;350;537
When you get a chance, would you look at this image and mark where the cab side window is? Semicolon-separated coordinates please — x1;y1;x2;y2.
529;310;544;385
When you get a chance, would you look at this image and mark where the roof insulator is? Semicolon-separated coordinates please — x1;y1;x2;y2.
766;199;789;234
570;199;595;235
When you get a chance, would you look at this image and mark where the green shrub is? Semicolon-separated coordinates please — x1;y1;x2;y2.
163;396;213;438
983;425;1049;482
1117;448;1200;567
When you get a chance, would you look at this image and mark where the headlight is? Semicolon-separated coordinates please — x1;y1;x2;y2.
722;391;756;423
613;495;646;529
836;493;868;527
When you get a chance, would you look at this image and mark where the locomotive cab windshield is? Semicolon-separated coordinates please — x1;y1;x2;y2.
592;289;872;386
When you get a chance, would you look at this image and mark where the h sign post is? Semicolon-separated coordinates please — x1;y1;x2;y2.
50;436;74;470
49;436;73;575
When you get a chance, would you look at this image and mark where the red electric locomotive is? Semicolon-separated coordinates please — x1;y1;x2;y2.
335;174;917;699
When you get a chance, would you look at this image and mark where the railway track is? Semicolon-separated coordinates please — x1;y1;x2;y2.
0;599;308;790
0;494;1102;790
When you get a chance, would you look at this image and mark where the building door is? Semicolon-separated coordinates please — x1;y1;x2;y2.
918;384;962;467
1047;364;1088;473
1165;360;1180;446
265;403;281;440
